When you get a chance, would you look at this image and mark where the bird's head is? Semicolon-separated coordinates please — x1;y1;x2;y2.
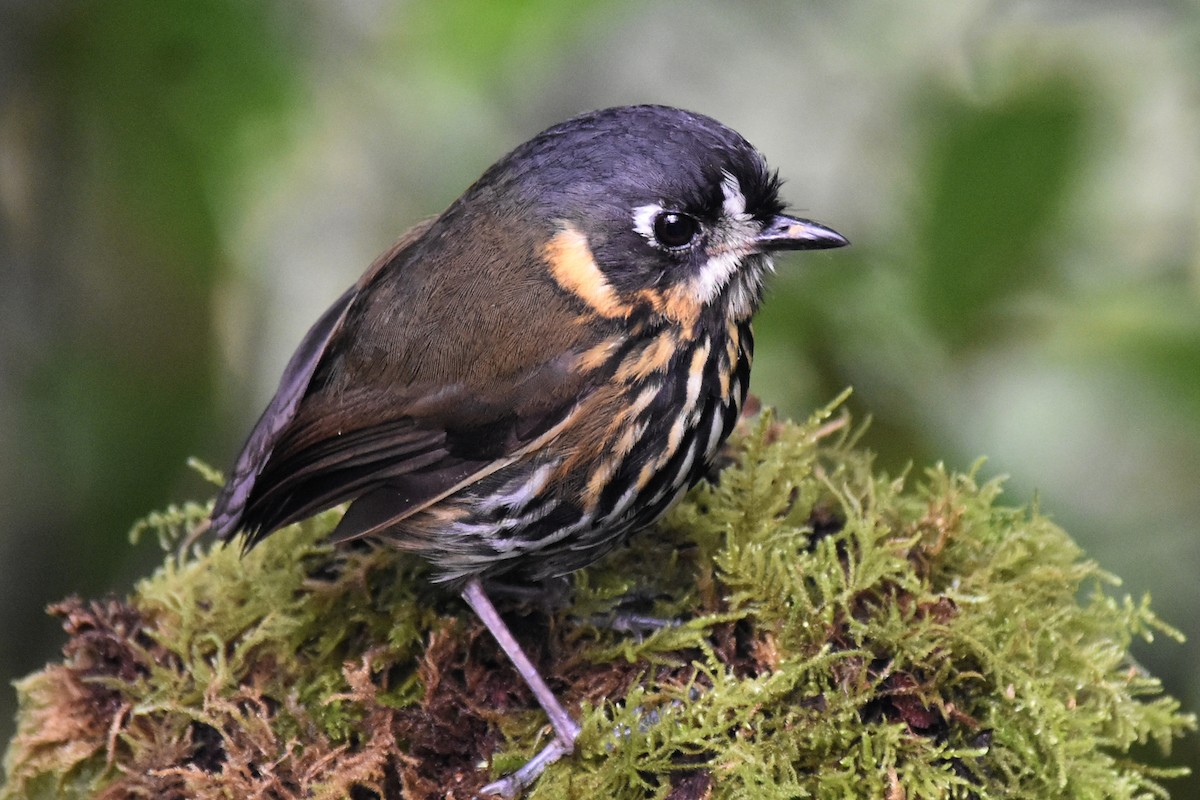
464;105;847;328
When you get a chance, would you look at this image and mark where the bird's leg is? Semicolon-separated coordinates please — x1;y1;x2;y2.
461;577;581;797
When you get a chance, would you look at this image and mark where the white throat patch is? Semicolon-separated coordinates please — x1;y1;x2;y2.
689;171;764;314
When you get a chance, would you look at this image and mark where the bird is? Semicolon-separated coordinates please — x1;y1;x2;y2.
209;104;847;797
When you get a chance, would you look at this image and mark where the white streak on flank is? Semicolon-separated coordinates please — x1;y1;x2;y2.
491;515;592;557
608;482;640;519
497;497;561;530
648;482;672;507
485;537;524;555
672;444;698;489
645;491;683;526
535;513;593;550
630;382;661;418
477;462;554;512
632;203;663;242
704;407;725;458
486;504;577;554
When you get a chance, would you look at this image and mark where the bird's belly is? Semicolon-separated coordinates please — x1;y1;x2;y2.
424;339;751;584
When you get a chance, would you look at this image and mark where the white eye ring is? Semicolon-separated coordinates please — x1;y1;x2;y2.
632;203;702;252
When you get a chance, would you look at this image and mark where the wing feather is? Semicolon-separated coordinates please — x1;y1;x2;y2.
210;214;607;550
209;284;360;541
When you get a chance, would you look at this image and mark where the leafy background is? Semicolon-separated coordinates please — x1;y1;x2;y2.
2;0;1197;792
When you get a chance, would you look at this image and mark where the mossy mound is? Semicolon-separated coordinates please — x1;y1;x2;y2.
2;406;1193;799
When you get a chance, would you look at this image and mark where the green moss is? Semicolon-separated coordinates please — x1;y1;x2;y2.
2;405;1193;799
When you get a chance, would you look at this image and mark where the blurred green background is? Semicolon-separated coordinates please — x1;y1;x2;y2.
2;0;1197;792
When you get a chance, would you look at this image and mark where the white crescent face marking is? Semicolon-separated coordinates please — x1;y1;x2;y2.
632;203;663;243
720;170;751;222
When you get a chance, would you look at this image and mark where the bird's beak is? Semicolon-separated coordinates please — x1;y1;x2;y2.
755;214;849;252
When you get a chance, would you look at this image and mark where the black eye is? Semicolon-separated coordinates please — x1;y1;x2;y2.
652;212;700;250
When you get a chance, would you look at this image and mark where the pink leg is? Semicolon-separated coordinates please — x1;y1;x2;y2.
461;577;581;797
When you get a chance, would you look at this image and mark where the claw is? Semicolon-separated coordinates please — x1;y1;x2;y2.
477;735;574;798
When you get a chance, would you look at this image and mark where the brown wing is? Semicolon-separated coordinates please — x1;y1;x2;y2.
210;213;605;549
207;283;357;543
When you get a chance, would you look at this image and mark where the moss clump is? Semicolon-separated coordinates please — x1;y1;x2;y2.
1;406;1193;799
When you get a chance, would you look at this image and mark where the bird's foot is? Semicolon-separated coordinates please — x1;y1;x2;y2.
477;722;579;798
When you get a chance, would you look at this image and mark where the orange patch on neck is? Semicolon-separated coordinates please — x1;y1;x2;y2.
662;284;703;329
636;285;701;332
545;225;629;319
615;332;677;381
